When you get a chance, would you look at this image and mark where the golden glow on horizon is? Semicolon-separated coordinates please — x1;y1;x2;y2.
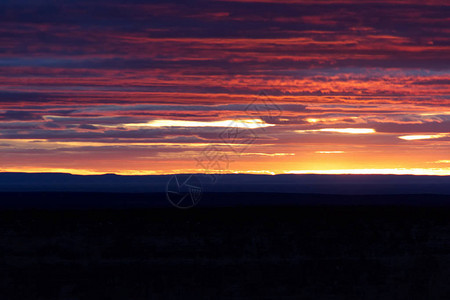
2;167;449;176
284;168;450;176
0;167;161;176
0;167;110;175
231;170;276;175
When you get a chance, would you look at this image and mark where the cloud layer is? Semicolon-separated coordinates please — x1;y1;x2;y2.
0;0;449;174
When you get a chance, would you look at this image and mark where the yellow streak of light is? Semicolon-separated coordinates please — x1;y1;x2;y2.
239;152;295;156
121;119;274;129
399;133;449;140
306;118;319;123
318;128;375;134
296;128;376;134
0;139;264;149
315;151;345;154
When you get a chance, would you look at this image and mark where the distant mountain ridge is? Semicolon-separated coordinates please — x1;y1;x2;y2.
0;173;449;195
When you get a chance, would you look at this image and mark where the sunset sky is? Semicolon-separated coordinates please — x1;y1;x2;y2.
0;0;449;175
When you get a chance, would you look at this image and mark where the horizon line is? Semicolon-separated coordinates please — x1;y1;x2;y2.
0;170;449;177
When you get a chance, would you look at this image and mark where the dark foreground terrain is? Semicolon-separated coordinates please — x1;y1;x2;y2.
0;193;450;299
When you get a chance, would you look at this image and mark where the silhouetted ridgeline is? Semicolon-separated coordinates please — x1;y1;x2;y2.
0;173;449;194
